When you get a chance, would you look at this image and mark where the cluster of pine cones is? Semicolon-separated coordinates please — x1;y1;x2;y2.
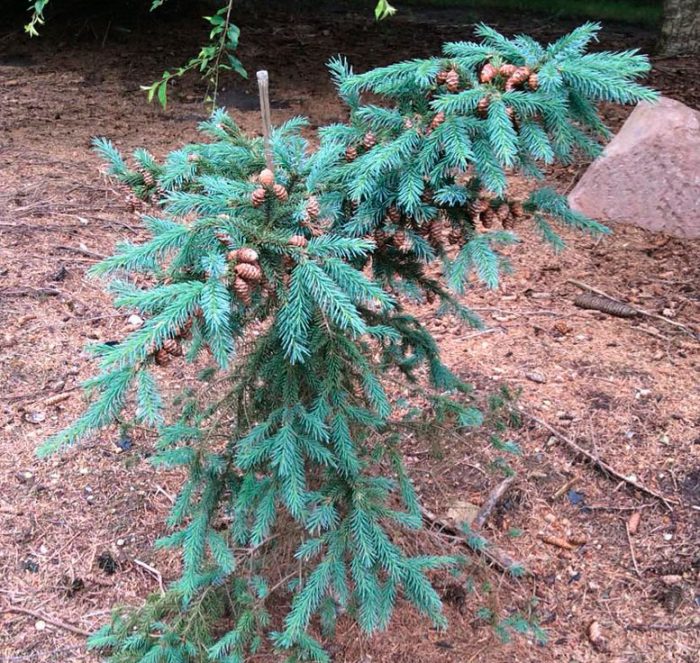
470;197;525;230
154;319;192;366
251;168;288;206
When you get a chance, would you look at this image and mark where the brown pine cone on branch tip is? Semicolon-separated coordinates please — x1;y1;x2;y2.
306;196;320;220
237;248;259;264
436;70;449;84
510;201;525;218
479;63;498;83
430;111;446;129
502;216;516;230
251;188;266;207
142;170;155;187
477;96;490;116
272;184;288;202
288;235;308;248
162;338;182;356
235;262;262;283
497;203;511;220
345;145;358;161
527;72;539;90
499;63;517;77
154;348;171;366
233;277;252;305
215;231;231;244
426;290;436;304
259;168;275;187
363;132;376;149
481;208;496;228
387;206;401;222
445;69;460;92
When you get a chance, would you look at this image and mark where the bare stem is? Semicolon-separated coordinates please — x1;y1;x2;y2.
257;70;274;170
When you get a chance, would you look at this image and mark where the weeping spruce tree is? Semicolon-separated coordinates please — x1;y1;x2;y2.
45;23;654;662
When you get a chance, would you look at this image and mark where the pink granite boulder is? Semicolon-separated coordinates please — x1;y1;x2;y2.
569;97;700;239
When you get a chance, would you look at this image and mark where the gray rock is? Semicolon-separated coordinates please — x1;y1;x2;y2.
569;97;700;239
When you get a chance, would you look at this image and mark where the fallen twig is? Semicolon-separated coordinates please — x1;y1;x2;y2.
472;475;516;529
419;504;530;577
625;522;642;578
132;558;164;593
567;279;698;340
2;604;90;637
625;622;700;632
56;244;108;260
523;411;675;511
0;286;62;298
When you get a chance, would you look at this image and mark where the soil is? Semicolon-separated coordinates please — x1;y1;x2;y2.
1;4;699;662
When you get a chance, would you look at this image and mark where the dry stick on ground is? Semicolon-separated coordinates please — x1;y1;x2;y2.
625;622;700;632
2;604;90;637
56;244;108;260
472;475;516;530
418;504;530;577
523;412;676;511
566;279;699;340
625;522;642;578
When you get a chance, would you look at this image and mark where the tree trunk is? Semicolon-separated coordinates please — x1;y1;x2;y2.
658;0;700;56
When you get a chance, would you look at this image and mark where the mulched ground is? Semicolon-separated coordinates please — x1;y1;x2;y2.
1;4;699;662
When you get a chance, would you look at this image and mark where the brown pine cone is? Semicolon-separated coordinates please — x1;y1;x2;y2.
481;208;496;228
215;231;232;244
374;229;388;246
497;203;511;221
479;63;498;83
363;132;376;149
502;216;516;230
477;96;490;117
345;145;358;161
499;63;517;77
436;70;449;84
259;168;275;187
306;196;320;220
235;262;262;283
393;230;412;253
272;184;288;202
527;72;539;90
237;248;259;263
445;69;460;92
387;207;401;222
426;290;436;304
448;228;463;244
428;218;449;246
288;235;308;248
430;111;446;129
233;277;252;305
155;348;171;366
162;338;182;356
421;188;434;204
470;198;489;216
511;66;531;85
142;170;155;187
510;201;525;218
251;188;266;207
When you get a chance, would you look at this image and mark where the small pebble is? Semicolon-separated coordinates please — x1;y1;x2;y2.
663;533;673;541
116;538;125;547
127;314;143;329
35;620;46;631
